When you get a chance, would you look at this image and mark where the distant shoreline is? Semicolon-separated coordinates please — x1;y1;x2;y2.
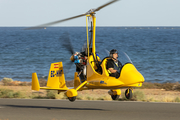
0;26;180;28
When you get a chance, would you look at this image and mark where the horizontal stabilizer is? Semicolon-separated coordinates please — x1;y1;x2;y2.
40;87;69;91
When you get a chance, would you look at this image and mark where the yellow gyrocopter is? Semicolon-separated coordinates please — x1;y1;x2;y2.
30;0;145;102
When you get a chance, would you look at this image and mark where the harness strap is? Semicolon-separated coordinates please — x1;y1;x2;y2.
114;62;119;67
108;70;111;74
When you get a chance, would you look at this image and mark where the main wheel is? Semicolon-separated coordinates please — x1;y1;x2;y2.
111;95;120;100
125;89;133;99
68;97;76;102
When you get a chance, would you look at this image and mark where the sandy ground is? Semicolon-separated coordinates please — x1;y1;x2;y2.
0;85;180;102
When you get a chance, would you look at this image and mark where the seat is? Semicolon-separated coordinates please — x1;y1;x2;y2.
100;57;110;76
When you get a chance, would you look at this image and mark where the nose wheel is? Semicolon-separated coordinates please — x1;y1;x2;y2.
111;95;120;100
68;97;76;102
125;88;133;99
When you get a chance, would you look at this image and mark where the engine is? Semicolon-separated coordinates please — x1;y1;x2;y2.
70;52;87;81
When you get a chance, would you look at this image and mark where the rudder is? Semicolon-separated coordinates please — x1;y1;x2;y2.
46;62;67;89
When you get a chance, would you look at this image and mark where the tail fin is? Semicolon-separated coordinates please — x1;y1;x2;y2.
32;72;40;91
46;62;67;89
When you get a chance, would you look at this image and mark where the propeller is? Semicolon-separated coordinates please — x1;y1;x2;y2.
81;42;87;53
59;32;75;55
59;32;75;75
25;0;119;30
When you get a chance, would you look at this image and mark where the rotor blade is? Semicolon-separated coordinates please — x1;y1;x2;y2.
59;32;74;55
25;13;87;30
94;0;119;12
25;0;119;30
105;49;110;56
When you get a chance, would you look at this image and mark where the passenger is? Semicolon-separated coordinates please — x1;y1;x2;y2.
106;49;122;78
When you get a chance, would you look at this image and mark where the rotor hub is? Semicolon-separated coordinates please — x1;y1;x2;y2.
86;9;96;15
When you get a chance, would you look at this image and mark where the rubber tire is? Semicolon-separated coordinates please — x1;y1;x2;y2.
68;97;76;102
111;95;120;100
125;89;133;99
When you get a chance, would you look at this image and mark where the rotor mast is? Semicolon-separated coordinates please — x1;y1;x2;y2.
86;12;96;58
92;15;96;57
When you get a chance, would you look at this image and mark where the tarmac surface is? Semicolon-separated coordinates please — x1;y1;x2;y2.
0;99;180;120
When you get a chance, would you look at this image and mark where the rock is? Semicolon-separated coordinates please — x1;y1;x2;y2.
172;84;180;91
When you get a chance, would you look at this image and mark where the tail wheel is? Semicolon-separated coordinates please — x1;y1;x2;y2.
111;95;120;100
125;89;133;99
68;97;76;102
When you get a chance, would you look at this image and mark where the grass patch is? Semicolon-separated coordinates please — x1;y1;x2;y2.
174;97;180;102
85;96;93;100
1;77;13;86
118;90;145;101
46;90;56;99
146;97;154;102
76;95;83;100
32;90;57;99
97;96;109;100
0;89;23;98
132;90;145;101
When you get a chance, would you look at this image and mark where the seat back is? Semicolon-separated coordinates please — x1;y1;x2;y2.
100;58;110;76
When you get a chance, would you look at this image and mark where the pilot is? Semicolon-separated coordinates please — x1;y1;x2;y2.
106;49;122;78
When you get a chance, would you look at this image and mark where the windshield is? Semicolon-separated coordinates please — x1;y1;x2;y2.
118;51;132;66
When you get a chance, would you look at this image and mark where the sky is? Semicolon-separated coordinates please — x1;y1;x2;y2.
0;0;180;27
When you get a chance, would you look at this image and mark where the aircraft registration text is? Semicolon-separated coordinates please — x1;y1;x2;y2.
51;70;62;77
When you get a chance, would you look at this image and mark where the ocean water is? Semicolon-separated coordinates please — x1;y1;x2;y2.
0;27;179;83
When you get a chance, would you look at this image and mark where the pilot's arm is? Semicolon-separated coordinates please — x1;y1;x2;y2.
106;59;117;74
108;68;117;73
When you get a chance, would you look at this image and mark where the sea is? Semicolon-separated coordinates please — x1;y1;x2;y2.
0;27;179;83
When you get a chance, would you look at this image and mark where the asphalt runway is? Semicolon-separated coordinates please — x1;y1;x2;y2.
0;99;180;120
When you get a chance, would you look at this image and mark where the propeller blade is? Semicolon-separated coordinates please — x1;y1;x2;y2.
25;13;87;30
64;61;74;75
94;0;119;12
59;32;74;55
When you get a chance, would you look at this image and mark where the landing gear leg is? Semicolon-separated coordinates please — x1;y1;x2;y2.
125;88;133;99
